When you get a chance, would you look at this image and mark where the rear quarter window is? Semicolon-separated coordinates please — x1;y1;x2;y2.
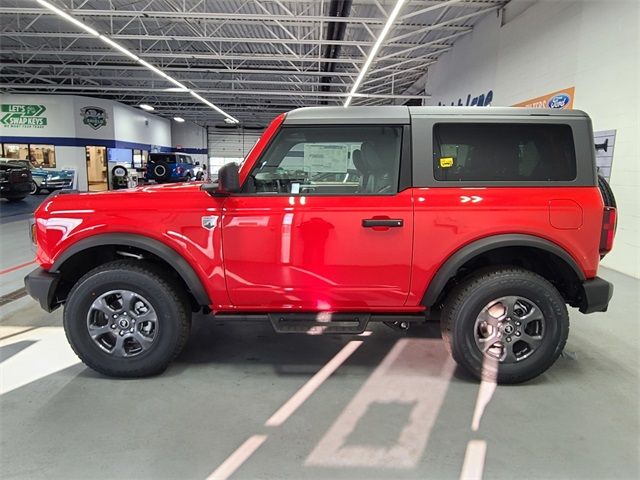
149;154;177;164
433;123;577;182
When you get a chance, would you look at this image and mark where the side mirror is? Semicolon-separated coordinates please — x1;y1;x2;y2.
195;161;200;166
201;162;240;196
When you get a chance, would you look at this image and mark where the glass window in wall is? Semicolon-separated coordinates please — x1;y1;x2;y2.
3;143;29;160
133;149;148;168
29;144;56;168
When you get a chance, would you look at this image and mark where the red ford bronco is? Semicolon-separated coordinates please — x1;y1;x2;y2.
25;106;616;383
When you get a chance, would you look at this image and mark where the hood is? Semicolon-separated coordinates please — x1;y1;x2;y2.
36;182;213;216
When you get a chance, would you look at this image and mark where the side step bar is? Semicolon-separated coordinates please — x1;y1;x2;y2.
212;313;426;334
269;313;370;334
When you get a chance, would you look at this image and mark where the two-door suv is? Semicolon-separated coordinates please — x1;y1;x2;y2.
25;106;616;383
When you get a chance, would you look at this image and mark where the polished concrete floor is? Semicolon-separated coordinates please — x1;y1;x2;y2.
1;214;639;479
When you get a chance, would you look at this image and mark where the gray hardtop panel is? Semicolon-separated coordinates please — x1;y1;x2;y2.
409;106;590;119
284;106;410;125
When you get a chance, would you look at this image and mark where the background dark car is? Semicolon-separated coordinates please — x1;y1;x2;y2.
0;161;32;202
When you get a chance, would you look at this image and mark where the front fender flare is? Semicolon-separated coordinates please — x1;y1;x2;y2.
421;234;585;307
51;233;211;306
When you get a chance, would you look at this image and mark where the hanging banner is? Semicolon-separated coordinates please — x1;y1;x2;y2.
513;87;575;109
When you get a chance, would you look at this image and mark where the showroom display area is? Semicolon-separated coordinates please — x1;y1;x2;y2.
0;93;207;191
413;0;639;278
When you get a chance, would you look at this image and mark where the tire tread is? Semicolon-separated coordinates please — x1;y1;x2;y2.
64;259;191;377
441;266;569;384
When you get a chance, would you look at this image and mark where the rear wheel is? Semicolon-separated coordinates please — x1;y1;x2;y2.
440;267;569;384
64;260;191;377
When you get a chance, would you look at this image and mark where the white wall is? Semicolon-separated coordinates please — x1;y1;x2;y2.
172;120;207;164
112;102;171;147
424;0;640;278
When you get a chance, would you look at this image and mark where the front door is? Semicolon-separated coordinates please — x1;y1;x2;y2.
221;123;413;310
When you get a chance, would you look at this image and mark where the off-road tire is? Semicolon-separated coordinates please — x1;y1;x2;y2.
598;174;616;208
440;267;569;384
112;165;128;178
64;260;191;377
152;163;171;183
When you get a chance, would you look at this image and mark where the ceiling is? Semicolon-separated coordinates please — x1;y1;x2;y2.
0;0;507;127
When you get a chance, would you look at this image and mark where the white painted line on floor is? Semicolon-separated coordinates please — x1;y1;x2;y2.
459;440;487;480
206;434;268;480
265;339;364;427
306;338;455;469
471;380;497;431
1;327;81;395
0;325;35;340
471;355;498;431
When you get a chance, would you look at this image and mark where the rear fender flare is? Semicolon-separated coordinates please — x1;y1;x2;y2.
421;234;585;306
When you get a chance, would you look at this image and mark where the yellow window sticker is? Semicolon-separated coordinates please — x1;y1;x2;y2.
440;157;454;168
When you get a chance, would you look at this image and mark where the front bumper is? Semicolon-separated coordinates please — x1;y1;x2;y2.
1;180;31;196
24;267;61;312
579;276;613;314
42;179;73;189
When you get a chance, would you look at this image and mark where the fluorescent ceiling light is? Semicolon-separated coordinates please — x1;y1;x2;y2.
139;104;155;111
37;0;239;124
344;0;407;108
164;87;189;92
173;117;185;123
191;91;240;124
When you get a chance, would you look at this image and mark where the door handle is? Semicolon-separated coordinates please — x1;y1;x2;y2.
362;218;404;228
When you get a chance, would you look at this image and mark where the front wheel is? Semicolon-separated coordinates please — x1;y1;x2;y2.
64;260;191;377
30;180;40;195
440;267;569;384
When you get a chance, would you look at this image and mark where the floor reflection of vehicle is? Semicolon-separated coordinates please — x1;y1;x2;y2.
0;158;74;194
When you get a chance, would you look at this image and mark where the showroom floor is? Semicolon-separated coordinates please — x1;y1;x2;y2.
1;212;639;480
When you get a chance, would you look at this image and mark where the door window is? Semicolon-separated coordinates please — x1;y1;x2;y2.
245;126;403;195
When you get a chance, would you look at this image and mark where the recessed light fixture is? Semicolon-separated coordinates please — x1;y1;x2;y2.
36;0;239;124
173;117;185;123
344;0;407;107
139;104;155;111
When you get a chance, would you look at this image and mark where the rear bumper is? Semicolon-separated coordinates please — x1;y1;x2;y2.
24;267;61;312
579;276;613;314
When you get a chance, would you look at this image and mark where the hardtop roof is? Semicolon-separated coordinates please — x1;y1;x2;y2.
283;106;589;125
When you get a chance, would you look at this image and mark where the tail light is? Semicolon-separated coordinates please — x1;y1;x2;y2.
599;207;617;256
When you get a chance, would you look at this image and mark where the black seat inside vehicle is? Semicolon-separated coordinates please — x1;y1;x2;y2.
353;142;393;193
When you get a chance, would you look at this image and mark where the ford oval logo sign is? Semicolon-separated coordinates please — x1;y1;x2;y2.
547;93;571;109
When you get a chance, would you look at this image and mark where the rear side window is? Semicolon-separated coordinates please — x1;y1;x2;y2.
433;123;577;182
148;153;177;164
